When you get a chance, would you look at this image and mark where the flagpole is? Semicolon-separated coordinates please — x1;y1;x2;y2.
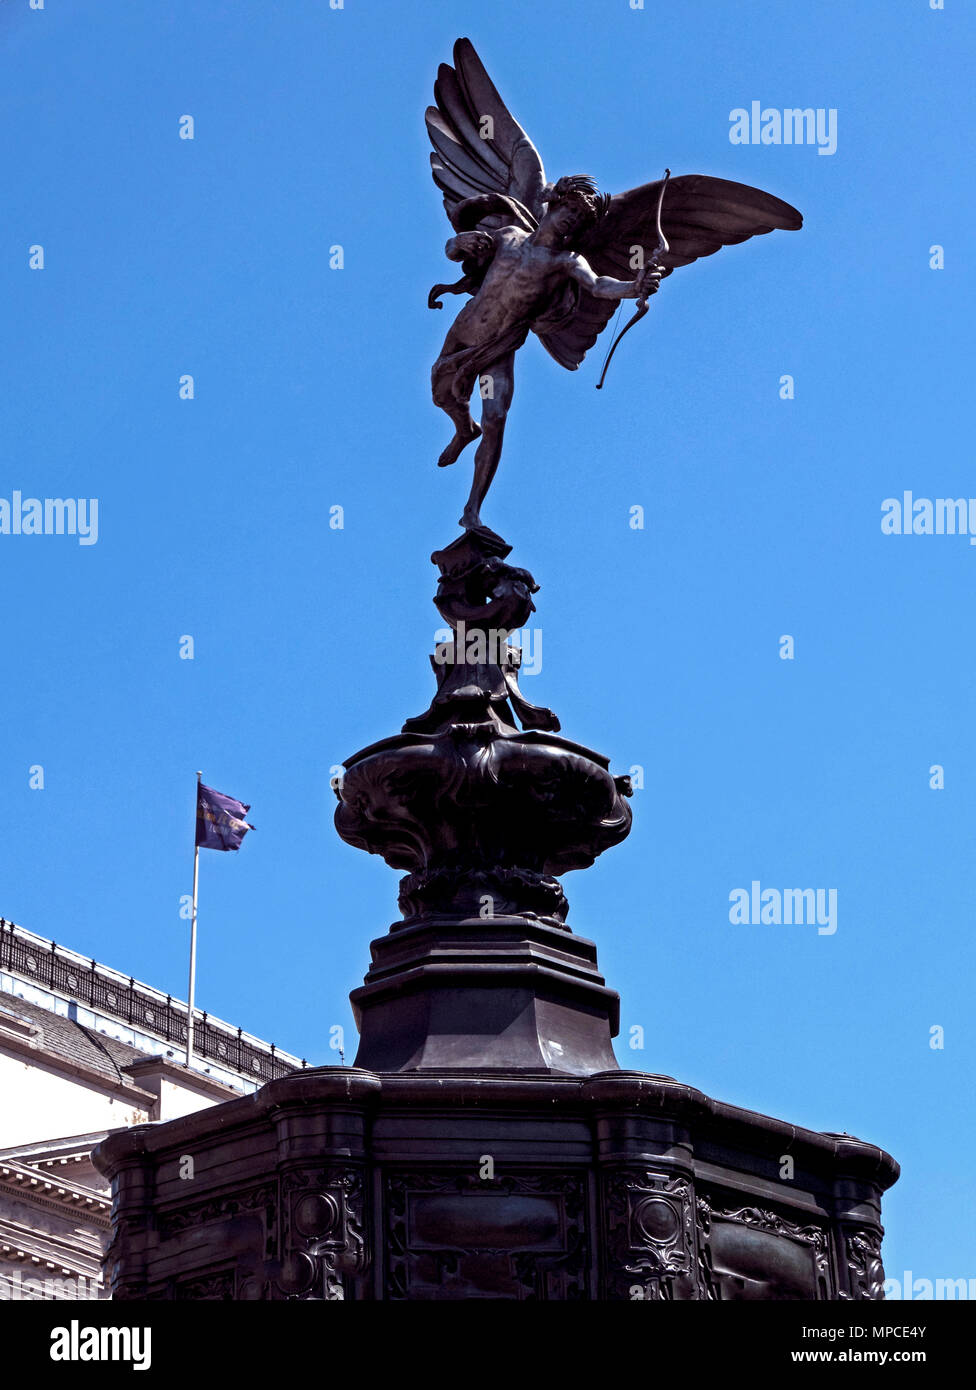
186;770;202;1069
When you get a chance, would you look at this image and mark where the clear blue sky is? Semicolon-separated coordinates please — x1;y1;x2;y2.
1;0;972;1290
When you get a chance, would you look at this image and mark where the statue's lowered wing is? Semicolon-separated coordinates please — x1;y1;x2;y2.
426;38;547;225
540;176;804;371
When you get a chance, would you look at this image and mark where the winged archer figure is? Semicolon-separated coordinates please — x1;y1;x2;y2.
427;39;802;532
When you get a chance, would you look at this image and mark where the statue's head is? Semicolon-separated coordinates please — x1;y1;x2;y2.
542;176;610;244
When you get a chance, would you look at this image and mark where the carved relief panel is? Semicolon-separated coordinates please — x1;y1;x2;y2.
697;1193;833;1300
383;1169;589;1300
234;1166;368;1301
602;1169;698;1300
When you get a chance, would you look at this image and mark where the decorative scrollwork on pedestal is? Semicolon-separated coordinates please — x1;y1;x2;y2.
268;1166;369;1301
838;1226;886;1301
333;524;632;938
404;529;559;735
398;862;569;925
603;1170;697;1300
174;1270;236;1300
158;1183;277;1239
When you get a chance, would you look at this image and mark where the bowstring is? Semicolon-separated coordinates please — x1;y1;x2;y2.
598;302;625;384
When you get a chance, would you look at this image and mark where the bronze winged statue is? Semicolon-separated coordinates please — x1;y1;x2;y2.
427;38;802;531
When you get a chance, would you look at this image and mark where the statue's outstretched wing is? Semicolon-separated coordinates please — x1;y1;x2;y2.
537;174;803;371
585;174;803;276
426;38;547;225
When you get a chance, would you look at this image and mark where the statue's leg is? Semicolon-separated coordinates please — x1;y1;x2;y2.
460;353;514;530
432;347;481;469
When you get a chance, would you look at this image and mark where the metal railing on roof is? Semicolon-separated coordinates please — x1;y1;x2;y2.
0;919;304;1082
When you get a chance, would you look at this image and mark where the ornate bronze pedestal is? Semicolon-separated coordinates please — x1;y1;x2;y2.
96;1066;896;1301
94;529;898;1300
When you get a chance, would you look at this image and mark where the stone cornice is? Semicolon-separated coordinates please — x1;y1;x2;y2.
0;1223;105;1283
123;1054;241;1101
0;1161;111;1227
92;1066;899;1193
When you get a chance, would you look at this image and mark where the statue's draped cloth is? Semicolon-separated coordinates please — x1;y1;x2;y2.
432;324;532;405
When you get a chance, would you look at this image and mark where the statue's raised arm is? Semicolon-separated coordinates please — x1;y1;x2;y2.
427;38;803;533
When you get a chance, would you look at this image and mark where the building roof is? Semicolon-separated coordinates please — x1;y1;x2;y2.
0;917;303;1092
0;994;145;1085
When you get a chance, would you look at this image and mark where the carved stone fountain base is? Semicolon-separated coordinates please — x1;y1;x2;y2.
94;1067;897;1301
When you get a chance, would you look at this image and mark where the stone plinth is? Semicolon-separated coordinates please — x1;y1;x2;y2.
94;1068;897;1301
350;916;620;1074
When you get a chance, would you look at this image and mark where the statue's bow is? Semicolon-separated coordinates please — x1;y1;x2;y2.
595;168;670;390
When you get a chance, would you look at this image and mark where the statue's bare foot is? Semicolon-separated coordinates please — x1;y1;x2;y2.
459;507;482;530
438;421;481;468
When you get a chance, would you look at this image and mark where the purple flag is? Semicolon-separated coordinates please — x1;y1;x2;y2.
196;782;254;852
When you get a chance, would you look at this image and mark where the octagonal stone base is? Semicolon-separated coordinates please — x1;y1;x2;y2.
94;1068;897;1301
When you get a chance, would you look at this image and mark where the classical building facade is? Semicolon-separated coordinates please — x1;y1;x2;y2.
0;918;302;1300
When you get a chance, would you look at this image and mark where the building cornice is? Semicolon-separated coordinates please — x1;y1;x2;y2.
123;1054;241;1101
0;1161;111;1227
0;1219;105;1283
